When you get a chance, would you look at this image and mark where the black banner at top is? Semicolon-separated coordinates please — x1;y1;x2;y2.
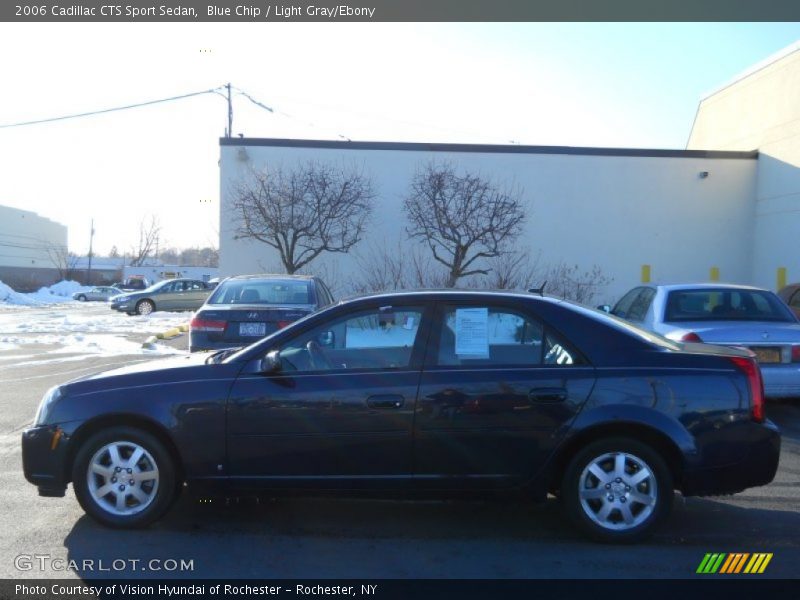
3;0;800;22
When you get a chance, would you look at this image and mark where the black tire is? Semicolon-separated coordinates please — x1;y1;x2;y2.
561;437;673;543
136;299;155;315
76;295;86;302
72;426;177;528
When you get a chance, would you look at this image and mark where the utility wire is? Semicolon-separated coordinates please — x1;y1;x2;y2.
0;86;227;129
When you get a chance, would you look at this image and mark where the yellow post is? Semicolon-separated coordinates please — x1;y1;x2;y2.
709;266;720;282
641;264;651;283
777;267;787;291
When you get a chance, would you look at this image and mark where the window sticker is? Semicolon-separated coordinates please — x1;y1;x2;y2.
455;307;489;358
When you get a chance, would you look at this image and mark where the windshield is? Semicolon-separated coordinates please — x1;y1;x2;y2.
665;289;794;323
208;279;312;305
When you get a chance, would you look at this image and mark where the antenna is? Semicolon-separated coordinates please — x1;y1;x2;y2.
527;281;547;296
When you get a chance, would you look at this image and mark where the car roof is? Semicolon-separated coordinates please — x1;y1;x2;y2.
223;274;316;282
646;282;768;293
336;288;567;306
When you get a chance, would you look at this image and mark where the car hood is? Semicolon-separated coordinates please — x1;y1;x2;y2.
61;352;242;394
660;321;800;343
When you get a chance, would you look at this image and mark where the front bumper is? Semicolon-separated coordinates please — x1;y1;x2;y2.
21;424;75;497
682;419;780;496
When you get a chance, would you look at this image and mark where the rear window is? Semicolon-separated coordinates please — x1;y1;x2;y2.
665;289;794;322
208;280;312;305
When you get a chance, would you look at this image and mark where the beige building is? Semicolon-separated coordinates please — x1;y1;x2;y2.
219;43;800;303
0;205;68;291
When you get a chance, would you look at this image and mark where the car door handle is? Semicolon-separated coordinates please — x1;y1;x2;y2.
528;387;568;403
367;394;404;409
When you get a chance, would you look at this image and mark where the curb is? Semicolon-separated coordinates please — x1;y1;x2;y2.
141;323;190;349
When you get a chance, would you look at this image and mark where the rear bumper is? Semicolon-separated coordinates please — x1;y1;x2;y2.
761;364;800;398
682;419;780;496
21;424;73;497
189;333;244;353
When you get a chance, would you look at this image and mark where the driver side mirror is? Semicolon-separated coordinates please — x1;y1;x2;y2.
597;305;611;313
260;350;282;374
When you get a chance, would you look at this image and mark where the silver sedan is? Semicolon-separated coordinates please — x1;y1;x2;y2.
612;283;800;398
72;286;118;302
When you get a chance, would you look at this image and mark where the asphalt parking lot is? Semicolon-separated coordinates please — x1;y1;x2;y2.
1;303;798;579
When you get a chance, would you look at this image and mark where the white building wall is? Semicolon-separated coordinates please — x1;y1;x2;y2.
0;205;68;269
220;142;756;303
688;43;800;290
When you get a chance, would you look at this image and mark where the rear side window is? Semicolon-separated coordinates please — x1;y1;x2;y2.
665;289;794;322
790;289;800;309
435;305;580;367
612;287;645;319
627;288;655;322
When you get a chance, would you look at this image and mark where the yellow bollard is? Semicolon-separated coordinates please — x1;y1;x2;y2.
777;267;787;291
641;264;651;283
710;267;720;282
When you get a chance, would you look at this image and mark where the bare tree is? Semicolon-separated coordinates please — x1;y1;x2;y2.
483;250;543;290
232;162;375;274
542;262;613;305
129;215;161;267
45;244;79;281
351;241;449;294
404;162;526;287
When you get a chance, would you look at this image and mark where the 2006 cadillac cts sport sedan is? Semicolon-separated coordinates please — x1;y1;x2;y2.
22;290;780;543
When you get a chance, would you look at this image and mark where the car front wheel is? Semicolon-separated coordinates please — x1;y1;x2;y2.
136;299;155;315
562;437;673;543
72;427;176;528
76;295;86;302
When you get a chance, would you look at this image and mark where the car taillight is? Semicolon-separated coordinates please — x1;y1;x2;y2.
276;320;291;329
680;331;703;342
190;317;227;332
729;356;765;423
792;345;800;363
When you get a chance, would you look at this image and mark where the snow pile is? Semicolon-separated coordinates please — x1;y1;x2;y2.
0;308;188;335
0;279;93;305
0;281;39;306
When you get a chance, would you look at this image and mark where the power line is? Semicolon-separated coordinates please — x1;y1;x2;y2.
0;86;227;129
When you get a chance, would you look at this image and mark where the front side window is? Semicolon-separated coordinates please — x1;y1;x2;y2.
276;306;425;372
435;305;579;367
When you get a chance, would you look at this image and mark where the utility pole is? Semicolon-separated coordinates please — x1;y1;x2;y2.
226;82;232;138
86;218;95;286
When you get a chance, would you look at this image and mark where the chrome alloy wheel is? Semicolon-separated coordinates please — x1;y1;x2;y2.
137;301;153;315
578;451;657;531
86;441;160;516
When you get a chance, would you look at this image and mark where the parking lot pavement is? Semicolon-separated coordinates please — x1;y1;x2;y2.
0;303;798;579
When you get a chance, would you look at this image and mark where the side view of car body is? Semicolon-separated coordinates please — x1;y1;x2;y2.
23;290;780;542
778;283;800;319
612;283;800;398
73;286;118;302
189;274;334;352
109;278;213;315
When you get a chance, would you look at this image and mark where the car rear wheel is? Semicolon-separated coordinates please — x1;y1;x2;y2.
562;437;672;543
136;300;155;315
72;427;176;528
76;295;86;302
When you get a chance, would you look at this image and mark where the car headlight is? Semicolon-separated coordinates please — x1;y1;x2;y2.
33;385;62;426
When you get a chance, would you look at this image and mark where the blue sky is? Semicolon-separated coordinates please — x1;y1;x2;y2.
0;22;799;253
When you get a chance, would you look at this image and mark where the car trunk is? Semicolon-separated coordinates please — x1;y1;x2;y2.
671;321;800;365
195;304;313;343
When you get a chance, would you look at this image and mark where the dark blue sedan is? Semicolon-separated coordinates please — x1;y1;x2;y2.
22;290;780;542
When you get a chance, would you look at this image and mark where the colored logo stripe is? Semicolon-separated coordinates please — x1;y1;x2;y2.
697;553;773;574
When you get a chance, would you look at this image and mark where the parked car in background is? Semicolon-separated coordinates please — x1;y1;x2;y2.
110;279;213;315
778;282;800;319
23;290;779;541
189;274;334;352
73;286;118;302
612;283;800;398
111;277;150;292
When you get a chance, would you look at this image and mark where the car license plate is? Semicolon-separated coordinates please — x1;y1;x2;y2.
239;322;267;337
749;347;781;364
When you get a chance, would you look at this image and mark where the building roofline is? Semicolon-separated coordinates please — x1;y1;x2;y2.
219;137;758;160
699;40;800;102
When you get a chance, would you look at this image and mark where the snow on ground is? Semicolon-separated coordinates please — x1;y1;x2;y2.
0;279;93;306
0;307;187;336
